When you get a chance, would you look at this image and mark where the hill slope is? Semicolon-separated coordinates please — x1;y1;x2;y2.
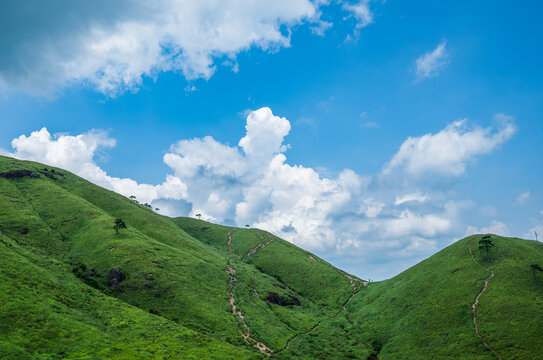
0;156;357;358
281;235;543;360
1;155;543;359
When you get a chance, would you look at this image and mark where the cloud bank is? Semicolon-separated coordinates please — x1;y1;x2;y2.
0;0;380;96
2;108;516;279
0;0;318;95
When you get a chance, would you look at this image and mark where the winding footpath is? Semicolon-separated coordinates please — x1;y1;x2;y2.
227;229;236;253
225;229;273;356
226;227;368;356
226;264;273;356
280;272;368;353
342;274;367;311
282;320;323;351
245;230;274;259
467;239;503;360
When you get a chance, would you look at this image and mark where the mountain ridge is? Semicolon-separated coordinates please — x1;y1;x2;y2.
1;155;542;359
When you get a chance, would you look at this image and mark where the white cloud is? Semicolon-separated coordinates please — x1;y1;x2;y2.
5;128;187;204
394;193;428;205
0;0;320;96
311;20;333;36
515;191;531;205
343;0;373;28
415;41;448;80
360;198;385;218
465;220;510;237
383;117;516;177
3;108;518;279
383;210;451;238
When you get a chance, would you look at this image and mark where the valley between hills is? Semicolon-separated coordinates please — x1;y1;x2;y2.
1;155;542;359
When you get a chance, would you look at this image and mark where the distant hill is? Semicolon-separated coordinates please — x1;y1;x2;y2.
1;155;542;359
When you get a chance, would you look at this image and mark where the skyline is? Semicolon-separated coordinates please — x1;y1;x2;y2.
1;0;542;280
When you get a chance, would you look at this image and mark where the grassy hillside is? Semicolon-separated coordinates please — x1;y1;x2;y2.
0;156;356;358
172;218;356;308
281;235;543;360
1;155;542;359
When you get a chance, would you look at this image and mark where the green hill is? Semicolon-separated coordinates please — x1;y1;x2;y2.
281;235;543;360
1;155;542;359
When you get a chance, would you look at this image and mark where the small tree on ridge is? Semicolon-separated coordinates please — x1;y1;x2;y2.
479;235;495;263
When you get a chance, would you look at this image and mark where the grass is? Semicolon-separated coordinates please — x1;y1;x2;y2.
281;235;543;359
1;155;543;359
0;156;353;358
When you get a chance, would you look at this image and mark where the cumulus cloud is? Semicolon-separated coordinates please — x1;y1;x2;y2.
415;41;448;80
3;107;517;279
0;0;319;95
383;117;516;177
5;128;187;204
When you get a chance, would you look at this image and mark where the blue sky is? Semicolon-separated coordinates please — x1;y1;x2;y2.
1;0;542;280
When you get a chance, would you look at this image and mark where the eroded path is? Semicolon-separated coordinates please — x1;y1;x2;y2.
227;228;236;253
225;230;273;356
245;230;274;259
342;274;367;311
228;227;368;356
279;272;368;353
467;239;503;360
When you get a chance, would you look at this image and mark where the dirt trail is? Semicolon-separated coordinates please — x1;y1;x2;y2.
283;320;323;351
342;274;367;311
229;228;368;356
244;230;273;258
279;273;368;354
225;230;273;356
467;239;503;360
227;229;236;253
226;264;274;356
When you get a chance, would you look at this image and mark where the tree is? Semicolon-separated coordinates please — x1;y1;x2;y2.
530;264;542;283
536;231;539;242
478;235;495;263
113;218;127;234
155;208;160;212
129;195;136;201
195;213;201;220
245;224;250;228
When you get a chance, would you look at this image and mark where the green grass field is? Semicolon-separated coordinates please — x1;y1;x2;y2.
1;155;542;359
